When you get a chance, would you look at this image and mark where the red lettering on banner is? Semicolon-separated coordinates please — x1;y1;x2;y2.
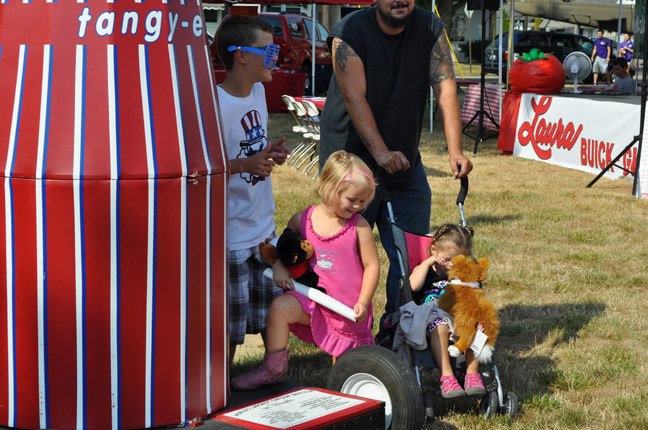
623;147;638;176
605;142;613;167
518;97;583;160
588;141;596;167
580;139;615;171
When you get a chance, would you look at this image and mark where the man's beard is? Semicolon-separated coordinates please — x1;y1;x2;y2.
377;4;411;29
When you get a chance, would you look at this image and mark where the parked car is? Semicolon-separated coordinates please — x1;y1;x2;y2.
210;13;332;95
484;31;594;79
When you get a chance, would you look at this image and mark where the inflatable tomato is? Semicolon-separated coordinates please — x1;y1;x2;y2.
509;48;566;94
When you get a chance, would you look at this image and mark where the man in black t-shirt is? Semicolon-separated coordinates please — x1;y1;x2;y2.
319;0;473;319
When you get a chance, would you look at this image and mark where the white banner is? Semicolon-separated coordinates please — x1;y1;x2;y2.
513;94;641;183
638;114;648;198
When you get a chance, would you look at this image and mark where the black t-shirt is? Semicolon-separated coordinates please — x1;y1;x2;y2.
413;268;448;305
320;7;445;186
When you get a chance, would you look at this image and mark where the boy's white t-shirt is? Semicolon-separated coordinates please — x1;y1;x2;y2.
218;82;276;250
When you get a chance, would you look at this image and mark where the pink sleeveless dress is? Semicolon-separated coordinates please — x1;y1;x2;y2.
286;205;375;357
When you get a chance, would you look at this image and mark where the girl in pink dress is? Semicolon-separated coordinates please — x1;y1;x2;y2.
233;150;380;390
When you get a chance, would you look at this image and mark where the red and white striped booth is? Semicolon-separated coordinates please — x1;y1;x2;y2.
0;1;229;429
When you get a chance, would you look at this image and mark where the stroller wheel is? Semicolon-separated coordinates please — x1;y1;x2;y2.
479;390;498;419
326;345;425;430
503;392;518;418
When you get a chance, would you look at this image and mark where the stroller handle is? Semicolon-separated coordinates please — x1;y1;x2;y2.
456;176;469;206
375;171;469;208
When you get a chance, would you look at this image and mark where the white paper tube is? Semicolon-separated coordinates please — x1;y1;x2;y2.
263;268;357;322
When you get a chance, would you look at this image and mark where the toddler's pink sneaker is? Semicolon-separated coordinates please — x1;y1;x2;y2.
464;372;486;396
439;375;465;398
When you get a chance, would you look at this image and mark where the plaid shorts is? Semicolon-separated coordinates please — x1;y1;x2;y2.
229;245;282;345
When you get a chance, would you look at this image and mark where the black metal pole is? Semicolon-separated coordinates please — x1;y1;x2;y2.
473;8;488;155
631;18;647;197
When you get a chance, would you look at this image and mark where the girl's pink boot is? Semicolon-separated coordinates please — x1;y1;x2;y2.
232;349;289;390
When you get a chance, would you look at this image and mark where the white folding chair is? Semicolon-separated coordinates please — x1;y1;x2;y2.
295;99;324;178
290;100;319;170
292;99;319;137
282;95;308;134
301;100;321;133
282;95;314;166
298;100;322;177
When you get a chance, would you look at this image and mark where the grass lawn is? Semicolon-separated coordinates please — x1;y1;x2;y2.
232;101;648;429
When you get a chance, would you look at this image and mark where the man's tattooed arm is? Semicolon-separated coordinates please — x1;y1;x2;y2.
429;35;456;85
332;38;358;73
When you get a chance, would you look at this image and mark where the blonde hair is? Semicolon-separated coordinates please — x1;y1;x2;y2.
430;224;473;256
316;150;377;209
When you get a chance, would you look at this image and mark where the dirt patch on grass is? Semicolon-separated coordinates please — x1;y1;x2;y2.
233;334;266;361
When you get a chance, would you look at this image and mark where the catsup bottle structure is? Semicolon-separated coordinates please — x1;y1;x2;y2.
0;2;229;429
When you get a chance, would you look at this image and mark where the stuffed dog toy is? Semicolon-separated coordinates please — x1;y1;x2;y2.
437;255;499;364
259;229;324;293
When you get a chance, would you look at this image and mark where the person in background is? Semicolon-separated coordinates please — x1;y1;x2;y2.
612;57;636;94
619;32;635;73
591;29;611;85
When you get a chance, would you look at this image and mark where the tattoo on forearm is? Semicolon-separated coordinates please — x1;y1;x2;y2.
429;36;455;85
333;38;357;72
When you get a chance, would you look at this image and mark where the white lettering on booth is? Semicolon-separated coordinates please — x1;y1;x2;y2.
168;12;180;42
77;7;204;42
122;12;139;35
192;14;203;37
144;11;162;43
97;12;116;37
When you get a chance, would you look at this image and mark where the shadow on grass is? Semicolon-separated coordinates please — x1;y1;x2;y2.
233;346;333;389
232;302;605;426
430;215;522;232
494;302;607;396
423;166;453;178
426;302;605;423
466;214;522;225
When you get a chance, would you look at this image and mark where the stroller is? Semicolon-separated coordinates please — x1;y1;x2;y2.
326;178;518;430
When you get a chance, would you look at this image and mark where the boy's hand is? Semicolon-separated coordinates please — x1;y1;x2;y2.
232;142;282;176
270;137;291;165
272;261;294;291
353;302;369;323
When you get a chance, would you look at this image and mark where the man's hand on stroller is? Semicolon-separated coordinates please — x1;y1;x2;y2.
272;261;294;291
449;153;473;179
353;301;370;323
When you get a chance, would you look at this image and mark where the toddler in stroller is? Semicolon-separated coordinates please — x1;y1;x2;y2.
404;223;485;398
328;179;517;428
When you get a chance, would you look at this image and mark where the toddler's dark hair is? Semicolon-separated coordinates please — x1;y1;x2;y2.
430;224;473;255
